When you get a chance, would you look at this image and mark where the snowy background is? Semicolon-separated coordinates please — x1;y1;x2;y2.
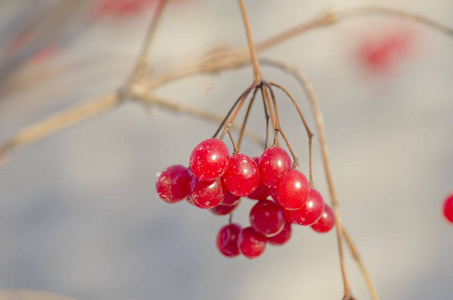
0;0;452;299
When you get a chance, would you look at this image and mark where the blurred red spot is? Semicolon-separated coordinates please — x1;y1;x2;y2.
358;29;415;74
93;0;193;19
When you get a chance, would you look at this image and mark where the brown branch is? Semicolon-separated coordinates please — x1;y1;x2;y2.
262;59;381;300
237;0;262;80
344;228;380;300
2;5;453;166
0;92;120;164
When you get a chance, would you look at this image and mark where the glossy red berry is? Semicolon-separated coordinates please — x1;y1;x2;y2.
443;193;453;224
189;177;225;209
155;165;191;203
268;222;292;246
220;190;241;206
250;200;286;237
290;188;325;226
311;204;335;233
189;138;230;181
276;170;310;210
259;147;292;188
248;157;270;200
210;202;239;215
216;224;242;257
237;227;267;259
222;154;259;197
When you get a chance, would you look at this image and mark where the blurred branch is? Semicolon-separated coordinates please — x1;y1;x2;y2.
1;5;453;164
260;57;379;300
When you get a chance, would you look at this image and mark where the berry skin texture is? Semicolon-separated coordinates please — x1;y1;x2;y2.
259;147;292;188
247;157;270;200
268;222;292;246
311;204;335;233
276;170;310;210
250;200;286;237
189;177;226;209
217;224;242;257
290;188;325;226
237;227;267;259
443;193;453;224
156;165;191;203
222;154;259;197
189;138;230;181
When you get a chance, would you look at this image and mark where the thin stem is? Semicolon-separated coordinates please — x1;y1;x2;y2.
220;82;258;140
142;95;265;146
259;86;270;149
263;82;299;168
237;0;262;80
237;86;259;150
213;84;255;138
343;229;380;300
269;81;314;184
227;129;239;153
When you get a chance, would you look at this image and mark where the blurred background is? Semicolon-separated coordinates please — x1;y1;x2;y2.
0;0;452;299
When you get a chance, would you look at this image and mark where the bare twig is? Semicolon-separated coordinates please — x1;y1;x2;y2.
344;228;380;300
2;5;453;165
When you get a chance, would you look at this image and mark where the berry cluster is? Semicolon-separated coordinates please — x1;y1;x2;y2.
156;138;335;259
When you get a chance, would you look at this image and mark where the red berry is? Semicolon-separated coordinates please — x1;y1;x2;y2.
276;170;310;210
220;190;241;206
237;227;267;259
210;202;239;215
248;157;270;200
443;193;453;224
282;207;294;224
189;138;230;181
222;154;259;197
311;204;335;233
250;200;286;237
268;222;292;246
216;223;242;257
189;176;225;209
259;147;292;188
155;165;191;203
290;188;325;226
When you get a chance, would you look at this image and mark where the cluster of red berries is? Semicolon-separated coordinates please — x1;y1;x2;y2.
443;193;453;224
155;138;335;259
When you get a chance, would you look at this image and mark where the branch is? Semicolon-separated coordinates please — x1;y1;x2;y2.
2;5;453;165
261;58;379;300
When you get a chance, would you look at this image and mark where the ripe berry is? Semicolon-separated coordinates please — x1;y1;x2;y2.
189;177;225;209
259;147;292;188
248;157;270;200
250;200;286;237
216;223;242;257
155;165;191;203
189;138;230;181
210;202;239;215
311;204;335;233
276;170;310;210
220;190;241;206
222;154;259;197
237;227;267;259
268;222;292;246
290;188;325;226
443;193;453;224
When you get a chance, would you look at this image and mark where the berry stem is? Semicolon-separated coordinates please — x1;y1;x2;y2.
269;81;314;185
259;86;271;149
237;86;259;150
213;84;255;139
237;0;262;80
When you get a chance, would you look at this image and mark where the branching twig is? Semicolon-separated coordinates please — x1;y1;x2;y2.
3;5;452;164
